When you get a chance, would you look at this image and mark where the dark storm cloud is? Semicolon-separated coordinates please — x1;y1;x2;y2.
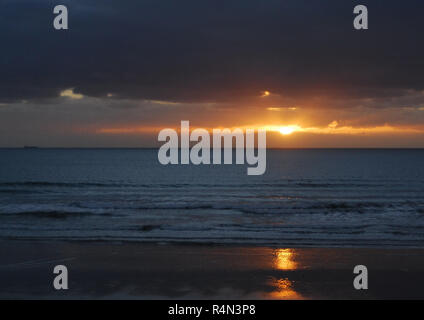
1;0;424;104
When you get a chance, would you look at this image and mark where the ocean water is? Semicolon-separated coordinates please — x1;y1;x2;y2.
0;149;423;247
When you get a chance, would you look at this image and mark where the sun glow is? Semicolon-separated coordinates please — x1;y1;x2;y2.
278;126;300;135
96;122;424;137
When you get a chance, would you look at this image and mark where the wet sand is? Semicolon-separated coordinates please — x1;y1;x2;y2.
1;241;424;299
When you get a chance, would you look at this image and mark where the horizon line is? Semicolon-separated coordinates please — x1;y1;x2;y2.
1;147;424;150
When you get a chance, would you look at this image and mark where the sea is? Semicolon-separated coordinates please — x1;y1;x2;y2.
0;148;423;247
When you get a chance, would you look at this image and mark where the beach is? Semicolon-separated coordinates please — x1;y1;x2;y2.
1;149;424;299
1;241;424;299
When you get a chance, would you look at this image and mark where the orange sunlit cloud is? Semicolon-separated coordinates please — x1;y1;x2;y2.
258;123;424;135
91;101;424;147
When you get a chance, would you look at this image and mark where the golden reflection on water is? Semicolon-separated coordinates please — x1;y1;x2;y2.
268;249;303;299
274;249;298;270
268;278;303;299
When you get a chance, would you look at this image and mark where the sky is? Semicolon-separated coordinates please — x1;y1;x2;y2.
1;0;424;148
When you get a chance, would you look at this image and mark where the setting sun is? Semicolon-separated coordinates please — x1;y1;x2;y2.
278;125;300;135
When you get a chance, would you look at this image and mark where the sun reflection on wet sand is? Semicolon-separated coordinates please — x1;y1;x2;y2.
267;249;303;299
274;249;298;270
267;278;303;299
